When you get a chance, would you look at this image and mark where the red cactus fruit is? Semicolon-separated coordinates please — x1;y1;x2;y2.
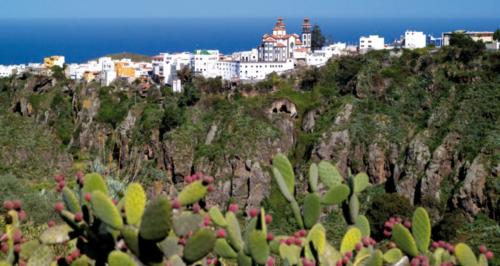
248;208;259;218
345;251;353;259
48;220;56;227
404;220;412;228
19;260;26;266
486;251;494;260
285;238;293;246
266;256;275;266
203;216;211;226
265;214;273;224
335;260;343;266
13;230;22;244
432;242;439;249
74;212;83;222
293;237;302;246
342;256;349;265
207;185;215;192
66;255;74;263
12;200;22;210
54;202;64;213
216;229;226;238
192;203;201;213
84;193;92;202
479;245;487;254
266;232;274;241
297;229;307;237
355;243;363;251
14;244;21;253
228;203;239;213
383;230;392;237
54;174;64;182
177;238;186;246
3;201;14;210
172;199;181;209
71;249;81;258
362;237;371;247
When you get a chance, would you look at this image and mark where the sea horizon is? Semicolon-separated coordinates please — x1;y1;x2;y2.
0;17;498;64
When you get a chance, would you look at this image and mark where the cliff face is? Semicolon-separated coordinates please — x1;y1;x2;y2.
0;46;498;223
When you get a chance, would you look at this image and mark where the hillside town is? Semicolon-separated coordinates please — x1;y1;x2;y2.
1;17;499;92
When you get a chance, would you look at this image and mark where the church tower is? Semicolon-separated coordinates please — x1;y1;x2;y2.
302;18;312;50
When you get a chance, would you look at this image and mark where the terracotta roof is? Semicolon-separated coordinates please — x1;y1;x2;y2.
264;37;277;42
295;39;303;45
276;43;286;48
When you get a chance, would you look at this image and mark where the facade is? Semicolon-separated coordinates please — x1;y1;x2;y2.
359;35;385;50
152;52;192;85
306;43;347;67
238;59;294;80
44;56;65;69
442;31;494;46
404;31;427;49
258;18;311;62
192;50;220;78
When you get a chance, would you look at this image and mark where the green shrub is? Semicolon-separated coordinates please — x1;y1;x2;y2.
365;193;414;239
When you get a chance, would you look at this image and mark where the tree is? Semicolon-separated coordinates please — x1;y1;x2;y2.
311;24;326;51
494;29;500;41
448;32;485;63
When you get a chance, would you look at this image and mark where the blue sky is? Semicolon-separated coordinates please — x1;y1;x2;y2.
1;0;499;19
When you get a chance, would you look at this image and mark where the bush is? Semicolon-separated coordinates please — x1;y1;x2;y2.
365;193;414;239
96;88;131;128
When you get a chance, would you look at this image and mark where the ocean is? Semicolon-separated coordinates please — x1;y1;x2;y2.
0;17;498;64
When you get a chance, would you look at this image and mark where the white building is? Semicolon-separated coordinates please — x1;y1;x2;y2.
359;35;385;50
152;52;192;85
232;49;259;62
306;43;348;66
215;60;240;81
238;59;294;81
404;31;426;49
192;50;220;78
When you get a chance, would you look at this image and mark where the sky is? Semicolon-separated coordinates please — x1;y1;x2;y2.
1;0;499;19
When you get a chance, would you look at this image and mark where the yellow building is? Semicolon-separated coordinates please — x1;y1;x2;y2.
115;62;136;78
43;56;65;68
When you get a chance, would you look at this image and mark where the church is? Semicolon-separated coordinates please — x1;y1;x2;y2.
258;17;312;62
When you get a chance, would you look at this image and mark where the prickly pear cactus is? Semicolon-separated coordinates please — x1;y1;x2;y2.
392;223;419;257
183;229;216;264
412;207;431;253
318;161;343;188
139;196;172;242
108;251;136;266
272;153;295;195
90;190;123;230
177;180;208;206
124;183;146;226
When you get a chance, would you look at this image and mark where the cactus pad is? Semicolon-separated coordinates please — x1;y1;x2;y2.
139;196;172;242
412;207;431;253
340;227;362;254
280;244;301;265
62;187;81;213
19;240;40;260
272;153;295;195
455;243;477;266
391;223;419;257
318;161;343;188
225;212;244;252
91;191;123;230
209;206;228;227
214;238;238;259
348;194;360;223
40;224;72;244
354;215;371;237
383;248;403;264
322;184;350;205
27;245;54;266
158;236;183;258
177;180;208;206
121;225;140;256
108;251;136;266
353;172;369;193
309;163;319;192
124;183;146;226
272;167;294;202
82;172;108;194
248;230;270;265
173;212;202;237
303;193;321;229
183;229;216;264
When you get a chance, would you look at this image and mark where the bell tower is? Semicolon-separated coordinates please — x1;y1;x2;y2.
302;18;312;50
